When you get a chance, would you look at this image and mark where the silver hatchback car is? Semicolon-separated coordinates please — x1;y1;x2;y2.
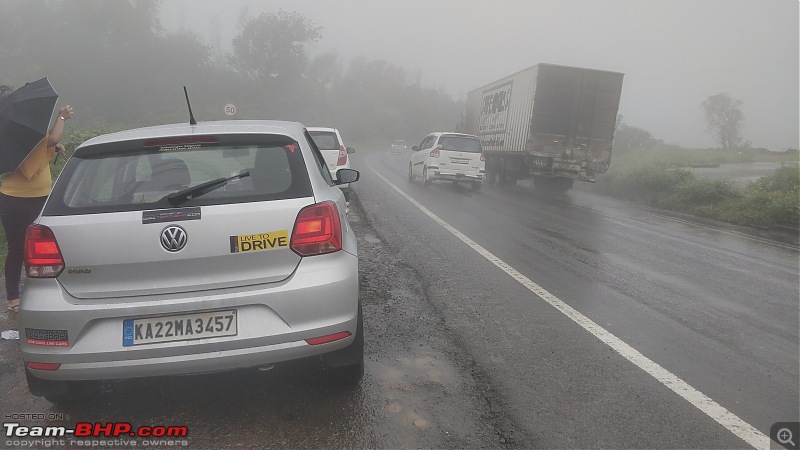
20;120;362;403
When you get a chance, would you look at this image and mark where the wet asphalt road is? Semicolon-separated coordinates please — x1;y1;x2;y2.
350;149;798;448
0;148;797;449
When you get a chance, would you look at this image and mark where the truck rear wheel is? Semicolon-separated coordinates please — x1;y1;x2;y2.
506;171;518;186
498;158;508;185
485;157;498;185
498;157;519;186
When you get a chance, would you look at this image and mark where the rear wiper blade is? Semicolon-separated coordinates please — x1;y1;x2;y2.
166;170;250;206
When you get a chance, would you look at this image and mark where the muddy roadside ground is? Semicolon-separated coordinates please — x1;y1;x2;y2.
0;194;521;449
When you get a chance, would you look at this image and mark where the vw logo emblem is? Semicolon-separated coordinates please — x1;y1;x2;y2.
161;225;187;252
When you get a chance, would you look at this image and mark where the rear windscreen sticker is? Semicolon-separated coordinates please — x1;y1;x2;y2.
230;230;289;253
159;144;202;152
143;207;201;224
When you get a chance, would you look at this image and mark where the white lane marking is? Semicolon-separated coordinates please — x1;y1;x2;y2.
368;164;769;449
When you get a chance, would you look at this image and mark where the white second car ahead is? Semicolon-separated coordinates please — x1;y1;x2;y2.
409;132;485;190
307;127;355;198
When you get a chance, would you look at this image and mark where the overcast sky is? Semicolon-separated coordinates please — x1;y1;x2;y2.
161;0;799;150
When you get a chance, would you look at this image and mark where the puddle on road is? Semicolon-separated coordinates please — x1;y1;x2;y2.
368;349;466;436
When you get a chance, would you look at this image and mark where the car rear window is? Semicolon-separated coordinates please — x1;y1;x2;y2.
438;136;482;153
44;134;313;216
308;131;340;150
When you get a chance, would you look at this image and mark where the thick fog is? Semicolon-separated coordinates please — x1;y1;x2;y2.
1;0;796;150
161;0;799;150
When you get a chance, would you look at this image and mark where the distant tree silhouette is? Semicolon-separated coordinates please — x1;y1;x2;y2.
701;93;744;150
230;10;322;85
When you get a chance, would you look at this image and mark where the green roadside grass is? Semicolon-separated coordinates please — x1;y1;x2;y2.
594;149;800;230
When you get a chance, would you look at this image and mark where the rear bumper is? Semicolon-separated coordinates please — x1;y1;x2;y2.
20;251;359;381
432;169;483;182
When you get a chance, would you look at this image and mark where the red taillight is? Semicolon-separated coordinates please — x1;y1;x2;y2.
290;201;342;257
24;225;64;278
306;331;351;345
337;145;348;166
480;151;485;161
430;147;440;158
26;362;61;371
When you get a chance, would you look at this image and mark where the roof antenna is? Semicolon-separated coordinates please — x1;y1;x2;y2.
183;86;197;125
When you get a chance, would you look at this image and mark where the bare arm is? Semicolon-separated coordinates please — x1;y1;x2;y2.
46;105;74;147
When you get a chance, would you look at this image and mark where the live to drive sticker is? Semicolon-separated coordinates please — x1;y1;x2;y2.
230;230;289;253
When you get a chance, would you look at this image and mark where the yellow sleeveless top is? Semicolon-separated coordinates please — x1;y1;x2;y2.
0;137;55;198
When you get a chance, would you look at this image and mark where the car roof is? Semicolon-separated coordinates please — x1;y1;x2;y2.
79;120;306;148
431;132;479;139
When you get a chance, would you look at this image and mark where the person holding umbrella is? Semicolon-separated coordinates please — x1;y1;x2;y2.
0;83;73;312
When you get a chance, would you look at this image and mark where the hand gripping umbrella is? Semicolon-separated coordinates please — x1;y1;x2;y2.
0;77;59;175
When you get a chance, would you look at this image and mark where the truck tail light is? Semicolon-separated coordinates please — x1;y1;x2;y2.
291;201;342;256
430;147;440;158
24;225;65;278
337;145;348;166
480;151;485;161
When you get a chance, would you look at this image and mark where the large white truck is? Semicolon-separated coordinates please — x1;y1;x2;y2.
463;63;624;191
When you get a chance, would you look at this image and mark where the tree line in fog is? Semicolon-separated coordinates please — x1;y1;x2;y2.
0;0;461;144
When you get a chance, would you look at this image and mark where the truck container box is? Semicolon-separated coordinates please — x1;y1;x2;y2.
463;63;624;189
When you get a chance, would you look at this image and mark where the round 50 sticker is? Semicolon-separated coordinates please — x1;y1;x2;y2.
224;104;237;116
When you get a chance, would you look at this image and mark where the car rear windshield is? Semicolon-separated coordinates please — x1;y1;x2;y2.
44;134;313;216
438;136;482;153
307;131;340;150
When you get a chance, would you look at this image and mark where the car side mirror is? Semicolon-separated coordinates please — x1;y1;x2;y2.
412;146;419;151
336;168;359;184
347;147;355;154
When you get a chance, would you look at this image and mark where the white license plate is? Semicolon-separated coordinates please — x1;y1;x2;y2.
451;158;470;164
123;310;237;346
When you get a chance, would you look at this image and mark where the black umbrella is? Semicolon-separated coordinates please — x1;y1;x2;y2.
0;77;59;174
